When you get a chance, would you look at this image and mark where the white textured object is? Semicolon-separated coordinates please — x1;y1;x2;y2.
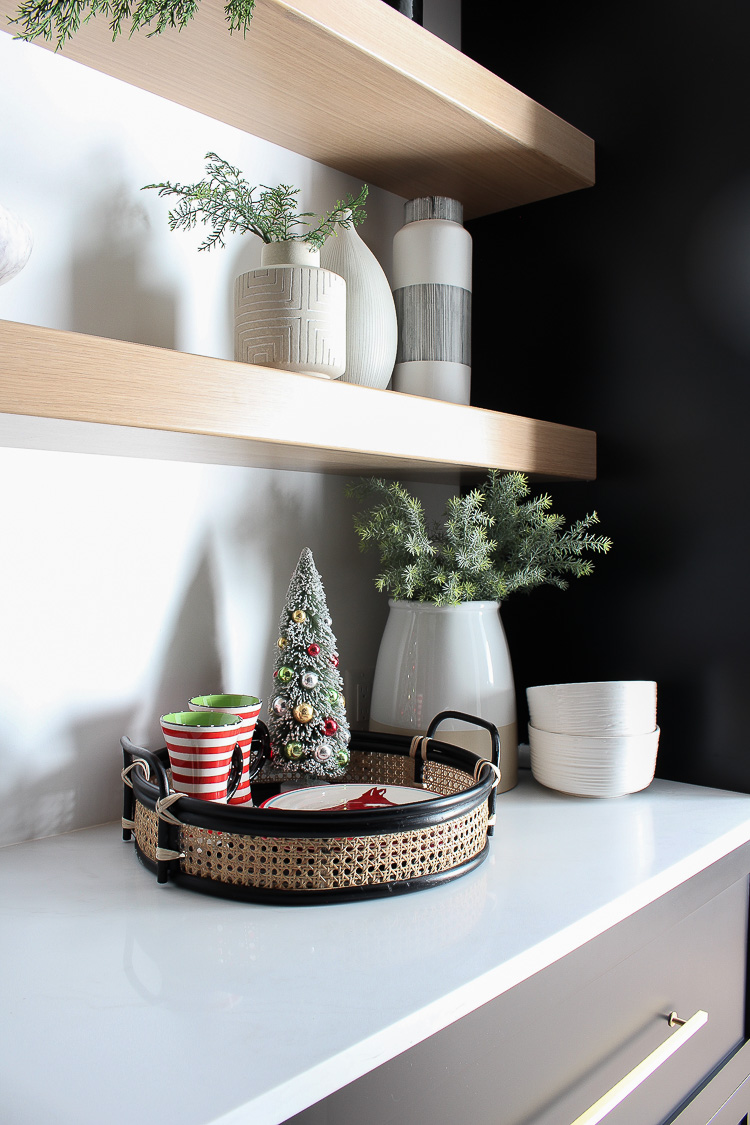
320;220;397;389
369;599;518;791
234;241;346;378
392;196;472;405
526;680;658;736
529;723;661;798
0;201;32;286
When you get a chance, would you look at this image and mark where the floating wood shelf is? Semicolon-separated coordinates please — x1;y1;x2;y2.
0;0;595;219
0;320;596;479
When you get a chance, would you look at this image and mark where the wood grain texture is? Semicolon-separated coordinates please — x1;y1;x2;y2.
0;320;597;479
0;0;595;218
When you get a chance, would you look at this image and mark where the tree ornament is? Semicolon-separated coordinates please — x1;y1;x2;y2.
293;703;314;724
277;636;288;649
267;547;351;779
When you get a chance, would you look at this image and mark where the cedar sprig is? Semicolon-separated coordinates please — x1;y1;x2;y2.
347;472;612;606
11;0;254;50
143;153;368;251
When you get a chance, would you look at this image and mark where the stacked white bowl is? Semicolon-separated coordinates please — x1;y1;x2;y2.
526;681;659;798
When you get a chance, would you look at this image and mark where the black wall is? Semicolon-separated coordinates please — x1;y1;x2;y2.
462;0;750;791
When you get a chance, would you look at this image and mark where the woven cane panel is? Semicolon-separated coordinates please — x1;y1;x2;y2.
134;800;158;862
422;760;475;797
344;750;418;787
178;802;488;891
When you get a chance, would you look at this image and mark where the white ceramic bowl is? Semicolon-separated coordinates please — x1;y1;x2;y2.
528;723;660;798
526;680;657;736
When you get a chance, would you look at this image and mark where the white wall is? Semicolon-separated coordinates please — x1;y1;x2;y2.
0;1;459;848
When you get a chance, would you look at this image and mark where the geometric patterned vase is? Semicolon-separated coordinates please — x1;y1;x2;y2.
234;241;347;379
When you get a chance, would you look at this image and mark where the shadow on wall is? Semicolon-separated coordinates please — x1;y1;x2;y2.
129;545;223;750
70;153;177;350
0;704;133;847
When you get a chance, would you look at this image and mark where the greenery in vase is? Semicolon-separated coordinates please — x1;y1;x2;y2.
347;472;613;606
11;0;254;50
143;153;369;251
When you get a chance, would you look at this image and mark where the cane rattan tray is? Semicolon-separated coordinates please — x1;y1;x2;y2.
121;711;501;905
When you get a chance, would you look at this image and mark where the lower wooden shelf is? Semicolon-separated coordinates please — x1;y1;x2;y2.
0;319;597;479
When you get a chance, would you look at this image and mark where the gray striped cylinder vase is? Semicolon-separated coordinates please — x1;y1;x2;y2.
234;241;346;379
391;196;472;405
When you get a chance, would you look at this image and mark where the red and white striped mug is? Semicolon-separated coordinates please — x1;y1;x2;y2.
188;694;264;804
161;711;245;803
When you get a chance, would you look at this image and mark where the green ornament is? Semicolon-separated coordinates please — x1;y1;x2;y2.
328;689;339;704
284;742;305;761
278;666;294;684
336;747;350;768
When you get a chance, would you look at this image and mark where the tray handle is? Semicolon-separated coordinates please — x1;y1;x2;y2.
426;711;501;836
121;736;175;883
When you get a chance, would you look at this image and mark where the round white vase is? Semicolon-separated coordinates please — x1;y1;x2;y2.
369;599;518;791
0;202;33;287
234;240;346;378
320;219;397;389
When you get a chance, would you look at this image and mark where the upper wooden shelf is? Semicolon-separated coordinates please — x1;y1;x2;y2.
0;320;596;480
0;0;595;219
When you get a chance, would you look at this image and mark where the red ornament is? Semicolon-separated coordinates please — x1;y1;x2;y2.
330;654;339;668
324;718;338;736
307;643;321;657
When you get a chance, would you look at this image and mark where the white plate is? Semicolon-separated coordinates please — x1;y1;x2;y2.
261;782;441;812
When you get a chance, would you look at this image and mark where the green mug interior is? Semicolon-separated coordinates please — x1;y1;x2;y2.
189;694;260;709
162;711;242;728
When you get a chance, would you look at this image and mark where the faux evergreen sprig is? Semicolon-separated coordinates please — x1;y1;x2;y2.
347;472;612;606
11;0;254;50
143;153;369;251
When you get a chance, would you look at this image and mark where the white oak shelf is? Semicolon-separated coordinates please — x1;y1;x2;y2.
0;320;596;479
0;0;595;219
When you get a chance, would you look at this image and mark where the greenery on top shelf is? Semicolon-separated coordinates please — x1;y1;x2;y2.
347;472;612;606
143;153;369;251
11;0;254;50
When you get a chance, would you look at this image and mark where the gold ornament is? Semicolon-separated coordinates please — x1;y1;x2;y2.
277;636;288;649
292;609;307;624
293;703;314;724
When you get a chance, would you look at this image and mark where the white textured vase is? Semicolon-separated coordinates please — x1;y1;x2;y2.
234;241;346;379
370;599;518;791
392;196;472;404
0;202;33;287
320;219;397;389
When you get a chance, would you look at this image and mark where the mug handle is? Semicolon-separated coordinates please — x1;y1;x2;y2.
246;720;271;783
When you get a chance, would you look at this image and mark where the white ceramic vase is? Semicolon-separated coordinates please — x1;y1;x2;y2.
369;599;518;791
392;196;473;405
320;219;397;389
234;241;346;378
0;201;33;287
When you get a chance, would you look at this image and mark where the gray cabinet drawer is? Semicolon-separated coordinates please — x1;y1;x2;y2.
285;848;749;1125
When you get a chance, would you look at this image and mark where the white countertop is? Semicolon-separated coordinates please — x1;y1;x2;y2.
3;772;750;1125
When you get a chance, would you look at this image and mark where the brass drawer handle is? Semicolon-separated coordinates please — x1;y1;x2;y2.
570;1010;708;1125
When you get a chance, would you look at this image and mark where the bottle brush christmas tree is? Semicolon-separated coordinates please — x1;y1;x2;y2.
268;548;350;778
